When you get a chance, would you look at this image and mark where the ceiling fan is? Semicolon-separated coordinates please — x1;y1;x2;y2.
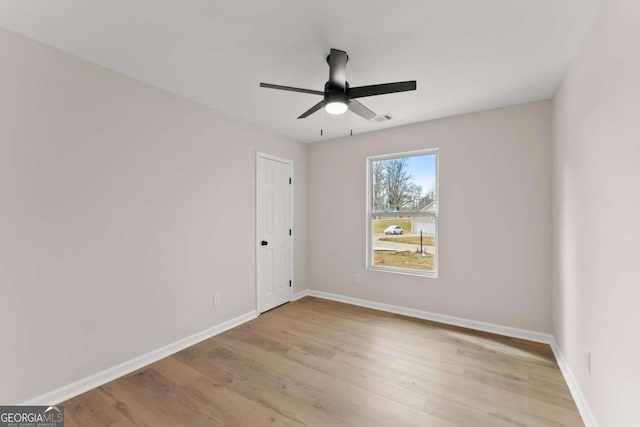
260;48;417;120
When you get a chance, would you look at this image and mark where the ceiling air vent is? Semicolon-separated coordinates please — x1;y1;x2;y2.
372;113;393;123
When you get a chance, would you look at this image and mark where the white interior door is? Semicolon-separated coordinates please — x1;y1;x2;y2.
257;153;292;313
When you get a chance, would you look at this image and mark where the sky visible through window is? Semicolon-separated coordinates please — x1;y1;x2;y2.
406;153;436;196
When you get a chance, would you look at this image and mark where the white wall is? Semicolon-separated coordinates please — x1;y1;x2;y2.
552;0;640;425
308;101;552;333
0;28;307;404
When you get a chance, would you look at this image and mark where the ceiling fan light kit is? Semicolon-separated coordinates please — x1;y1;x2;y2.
325;101;348;115
260;48;416;122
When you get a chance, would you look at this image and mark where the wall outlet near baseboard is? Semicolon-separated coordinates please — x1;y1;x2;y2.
354;274;361;284
214;292;221;307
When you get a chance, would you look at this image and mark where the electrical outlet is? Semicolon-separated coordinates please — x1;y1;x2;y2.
213;292;221;307
354;274;361;284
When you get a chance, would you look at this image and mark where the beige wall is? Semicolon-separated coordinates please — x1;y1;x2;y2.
0;28;307;403
552;0;640;425
308;101;552;333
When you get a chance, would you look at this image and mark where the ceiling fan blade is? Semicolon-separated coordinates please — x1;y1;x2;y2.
349;100;376;120
260;82;324;96
328;48;348;90
349;81;417;99
298;101;326;119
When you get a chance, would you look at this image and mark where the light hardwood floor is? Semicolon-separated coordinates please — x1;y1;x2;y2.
62;297;583;426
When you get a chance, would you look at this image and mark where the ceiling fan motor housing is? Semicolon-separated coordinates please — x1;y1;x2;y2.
324;81;349;105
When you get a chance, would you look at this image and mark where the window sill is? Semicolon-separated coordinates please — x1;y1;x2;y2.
367;265;438;279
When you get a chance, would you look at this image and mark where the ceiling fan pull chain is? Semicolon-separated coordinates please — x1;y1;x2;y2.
350;110;354;137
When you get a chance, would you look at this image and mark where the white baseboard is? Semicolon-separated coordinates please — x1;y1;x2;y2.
291;289;310;301
550;338;598;427
22;290;594;427
22;310;258;406
305;290;552;344
300;290;596;426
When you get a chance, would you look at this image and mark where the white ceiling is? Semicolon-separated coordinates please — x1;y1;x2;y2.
0;0;600;142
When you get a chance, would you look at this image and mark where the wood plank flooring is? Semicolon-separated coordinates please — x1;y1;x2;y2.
62;297;583;426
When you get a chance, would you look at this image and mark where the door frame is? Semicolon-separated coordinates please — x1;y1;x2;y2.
255;151;294;313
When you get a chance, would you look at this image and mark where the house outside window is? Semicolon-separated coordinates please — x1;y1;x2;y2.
367;149;438;277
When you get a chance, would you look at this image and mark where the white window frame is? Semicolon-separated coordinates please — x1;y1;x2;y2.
366;148;439;278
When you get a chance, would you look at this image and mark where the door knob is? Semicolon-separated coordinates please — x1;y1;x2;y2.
261;240;268;246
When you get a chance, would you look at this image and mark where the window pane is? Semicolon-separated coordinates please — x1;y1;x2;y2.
372;216;436;272
368;150;437;276
371;154;437;212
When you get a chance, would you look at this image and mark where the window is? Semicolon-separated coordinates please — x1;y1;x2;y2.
367;149;438;277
